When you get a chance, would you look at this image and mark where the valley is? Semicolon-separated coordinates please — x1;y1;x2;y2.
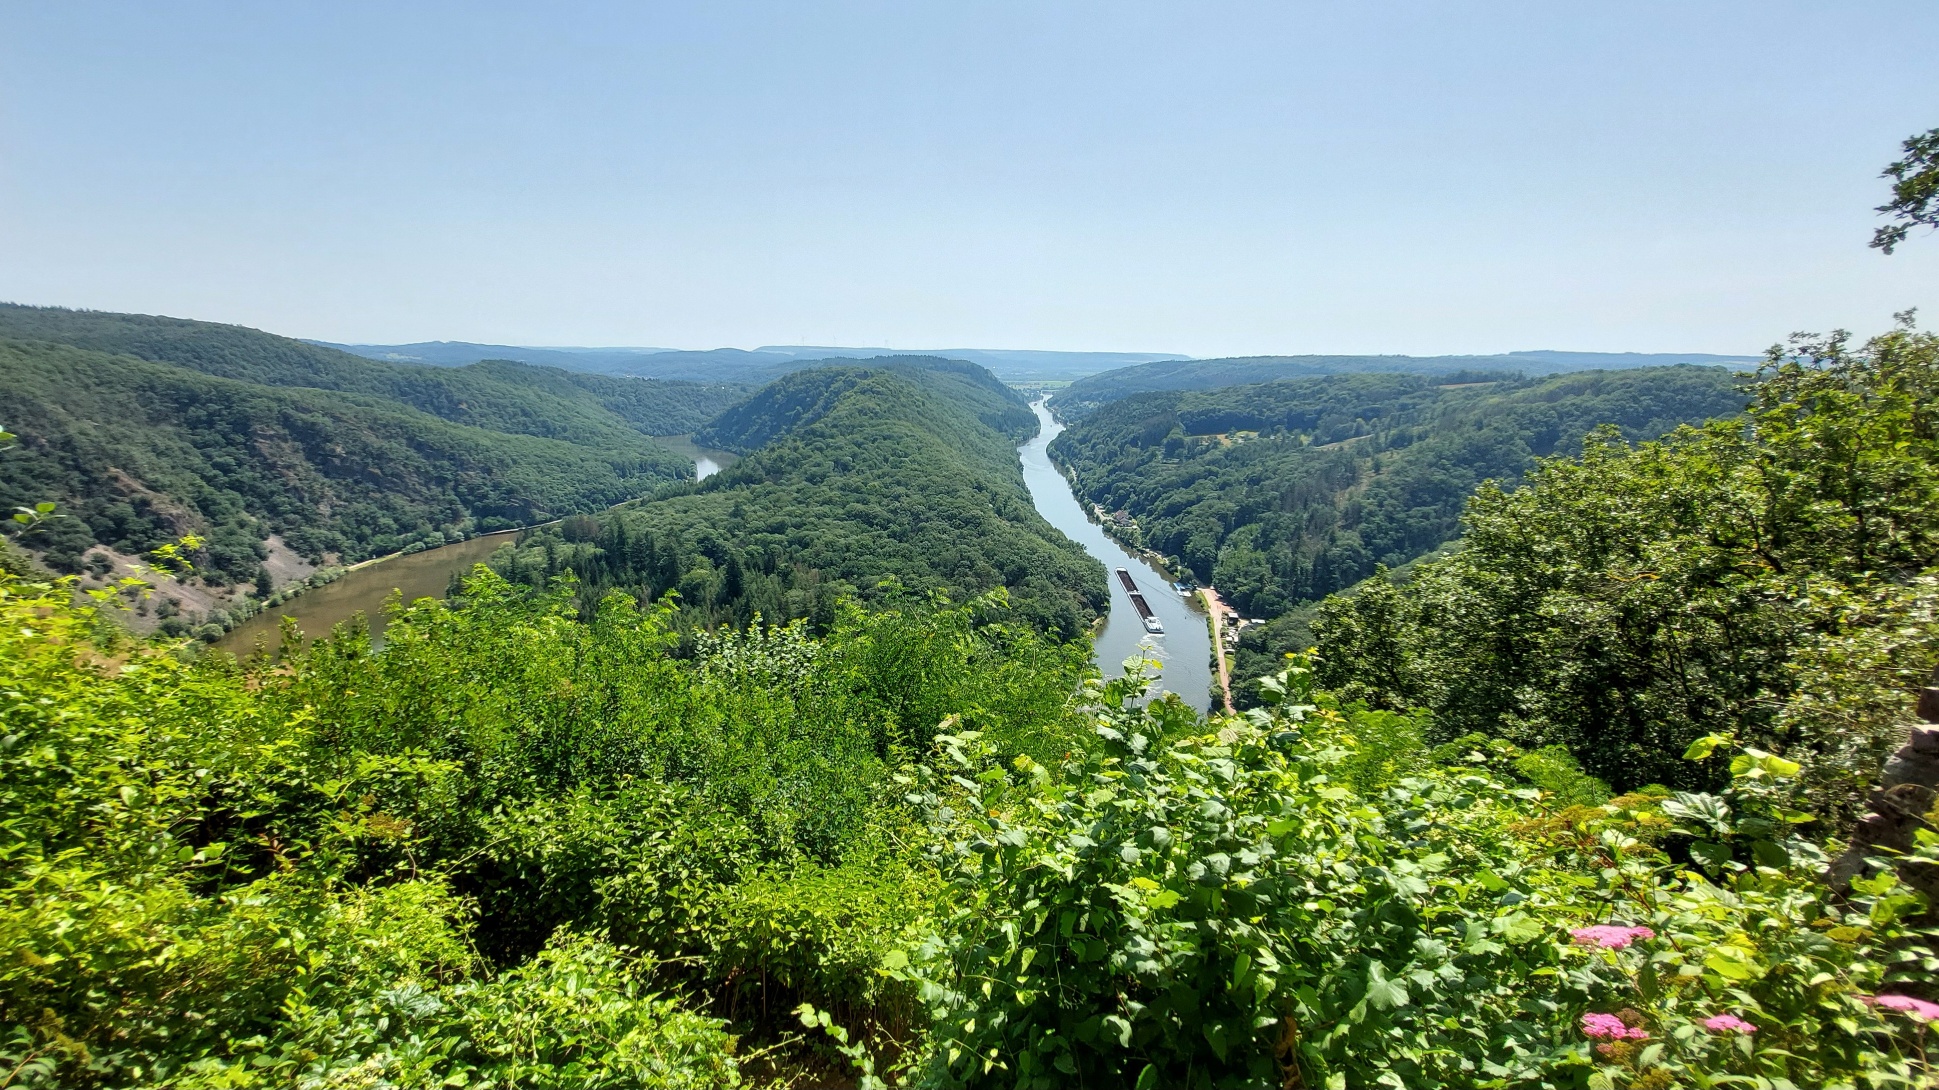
6;304;1938;1090
9;14;1937;1087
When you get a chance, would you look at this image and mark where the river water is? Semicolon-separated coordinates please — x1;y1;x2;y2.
216;418;1212;709
216;530;518;654
648;434;737;481
1018;402;1213;710
216;436;741;655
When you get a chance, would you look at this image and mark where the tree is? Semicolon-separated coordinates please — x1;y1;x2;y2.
1313;316;1939;812
1871;126;1939;253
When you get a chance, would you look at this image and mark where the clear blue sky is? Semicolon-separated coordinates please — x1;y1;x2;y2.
3;2;1935;356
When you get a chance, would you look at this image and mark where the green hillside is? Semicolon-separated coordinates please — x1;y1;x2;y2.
1050;350;1757;417
493;358;1106;639
0;338;704;583
0;304;745;442
697;355;1037;451
1050;367;1748;695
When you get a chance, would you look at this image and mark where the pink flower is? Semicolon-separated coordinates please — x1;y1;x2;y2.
1581;1013;1650;1040
1867;995;1939;1022
1569;925;1657;949
1703;1014;1758;1034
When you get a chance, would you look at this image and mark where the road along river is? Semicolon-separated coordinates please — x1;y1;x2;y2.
1017;401;1214;710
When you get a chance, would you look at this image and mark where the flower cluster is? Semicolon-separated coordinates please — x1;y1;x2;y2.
1702;1013;1758;1034
1581;1013;1650;1041
1867;995;1939;1022
1569;925;1657;949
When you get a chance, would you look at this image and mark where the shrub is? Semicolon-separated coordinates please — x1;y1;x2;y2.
894;661;1939;1089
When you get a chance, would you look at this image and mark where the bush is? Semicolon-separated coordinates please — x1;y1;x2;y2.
893;661;1939;1089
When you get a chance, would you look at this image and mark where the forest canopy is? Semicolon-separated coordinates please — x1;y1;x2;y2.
1050;351;1757;417
3;312;1936;1089
0;306;741;581
1050;366;1746;630
489;358;1106;641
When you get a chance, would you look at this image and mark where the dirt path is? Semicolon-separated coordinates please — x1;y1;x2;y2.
1201;587;1237;714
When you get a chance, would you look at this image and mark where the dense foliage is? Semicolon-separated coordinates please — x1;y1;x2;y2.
0;306;741;581
0;564;1091;1088
899;660;1938;1090
1050;352;1754;417
6;568;1933;1089
1050;367;1745;692
1313;319;1939;808
493;359;1106;640
6;311;1936;1088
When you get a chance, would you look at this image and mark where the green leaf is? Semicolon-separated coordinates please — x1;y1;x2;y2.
1703;945;1760;981
1231;951;1253;990
1684;734;1727;760
1690;841;1732;871
1365;964;1409;1009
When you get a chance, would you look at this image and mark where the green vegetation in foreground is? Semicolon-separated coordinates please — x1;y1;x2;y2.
488;358;1106;640
1049;367;1746;689
1315;318;1939;814
0;305;744;582
4;559;1935;1088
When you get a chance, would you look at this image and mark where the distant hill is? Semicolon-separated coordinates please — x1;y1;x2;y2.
1050;350;1760;416
0;304;744;583
751;346;1187;381
698;356;1035;451
493;357;1106;639
318;339;1187;382
307;340;673;371
312;340;807;382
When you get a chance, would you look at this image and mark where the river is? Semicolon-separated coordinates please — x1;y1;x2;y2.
1018;401;1214;710
217;417;1213;709
216;435;737;654
216;530;518;653
649;433;738;481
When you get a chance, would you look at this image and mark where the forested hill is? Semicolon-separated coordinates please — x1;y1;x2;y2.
696;355;1037;452
1051;349;1757;416
0;305;743;585
1050;366;1747;681
0;304;745;442
492;358;1106;639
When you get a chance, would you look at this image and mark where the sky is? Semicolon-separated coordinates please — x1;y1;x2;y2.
2;2;1936;357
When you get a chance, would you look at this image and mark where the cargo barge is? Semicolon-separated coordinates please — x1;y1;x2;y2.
1116;567;1164;634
